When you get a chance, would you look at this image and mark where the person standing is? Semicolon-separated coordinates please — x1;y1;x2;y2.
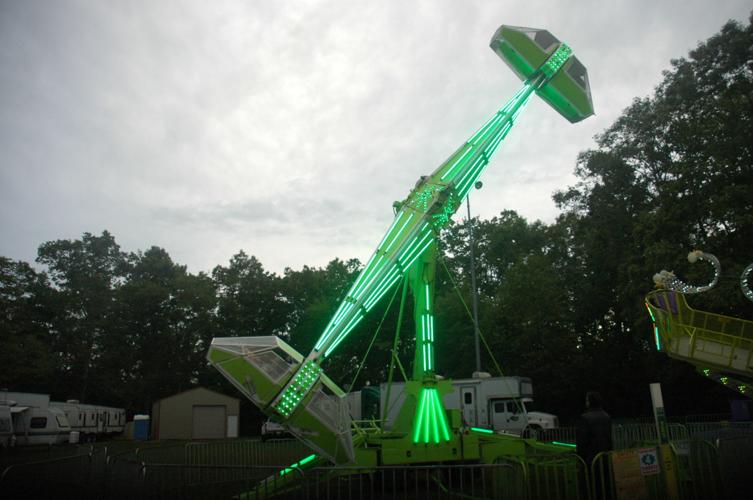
576;391;613;466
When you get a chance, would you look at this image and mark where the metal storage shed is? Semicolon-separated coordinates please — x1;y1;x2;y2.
151;387;240;440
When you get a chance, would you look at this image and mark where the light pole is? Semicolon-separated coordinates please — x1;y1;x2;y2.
467;183;482;375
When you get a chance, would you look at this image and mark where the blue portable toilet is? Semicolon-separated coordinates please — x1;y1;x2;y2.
133;414;150;441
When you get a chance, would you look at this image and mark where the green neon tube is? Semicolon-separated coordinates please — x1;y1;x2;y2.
425;284;431;310
279;453;317;476
400;239;431;270
469;113;503;145
438;406;450;441
359;266;398;308
382;213;415;253
455;154;486;187
363;268;401;310
430;391;441;444
412;389;428;443
316;298;358;350
486;121;514;157
440;145;475;181
348;253;380;296
397;227;431;262
402;236;435;270
552;441;576;448
423;390;430;441
363;273;402;311
324;313;365;357
645;303;656;321
350;255;385;299
469;85;529;145
363;273;401;312
471;427;494;434
375;211;406;250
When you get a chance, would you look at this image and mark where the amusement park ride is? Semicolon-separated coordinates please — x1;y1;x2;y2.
207;24;594;484
646;252;753;397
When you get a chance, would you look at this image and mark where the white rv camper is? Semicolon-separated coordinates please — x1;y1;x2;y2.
11;406;72;446
378;375;558;435
51;400;98;441
50;401;126;440
1;405;14;448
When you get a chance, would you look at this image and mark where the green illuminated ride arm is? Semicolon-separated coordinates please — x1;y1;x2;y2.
311;44;573;362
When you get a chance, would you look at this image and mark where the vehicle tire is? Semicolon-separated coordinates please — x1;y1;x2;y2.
523;425;542;439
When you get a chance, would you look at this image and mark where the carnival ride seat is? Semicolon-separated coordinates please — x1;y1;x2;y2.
647;289;753;378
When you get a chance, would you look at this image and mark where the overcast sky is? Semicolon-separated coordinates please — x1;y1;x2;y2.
1;1;750;275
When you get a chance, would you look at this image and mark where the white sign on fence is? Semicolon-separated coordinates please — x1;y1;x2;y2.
638;447;660;476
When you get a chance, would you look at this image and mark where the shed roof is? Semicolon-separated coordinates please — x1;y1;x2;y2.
155;386;240;405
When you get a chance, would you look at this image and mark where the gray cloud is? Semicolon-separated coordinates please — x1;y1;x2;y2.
1;0;750;274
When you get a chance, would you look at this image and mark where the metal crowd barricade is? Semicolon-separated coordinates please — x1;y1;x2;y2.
525;453;587;500
297;463;520;500
2;425;751;499
0;447;98;499
185;438;309;467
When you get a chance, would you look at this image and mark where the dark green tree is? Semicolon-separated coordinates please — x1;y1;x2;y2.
552;14;753;417
0;258;55;392
36;231;128;402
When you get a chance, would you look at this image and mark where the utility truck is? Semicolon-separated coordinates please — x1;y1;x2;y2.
350;375;558;436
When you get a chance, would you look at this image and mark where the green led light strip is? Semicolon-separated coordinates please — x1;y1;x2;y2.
412;387;451;444
273;361;322;417
324;312;366;357
552;441;576;448
646;304;662;351
541;43;572;78
313;69;552;361
470;427;494;434
279;453;317;476
363;270;402;312
440;146;474;181
420;313;435;372
382;214;415;253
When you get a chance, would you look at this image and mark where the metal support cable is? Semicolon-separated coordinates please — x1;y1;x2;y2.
381;276;410;425
437;251;505;378
348;280;402;391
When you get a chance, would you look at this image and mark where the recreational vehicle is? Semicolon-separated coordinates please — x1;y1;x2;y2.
0;405;14;448
50;401;126;440
11;406;72;445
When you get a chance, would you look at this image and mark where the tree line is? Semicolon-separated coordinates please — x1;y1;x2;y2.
2;16;751;425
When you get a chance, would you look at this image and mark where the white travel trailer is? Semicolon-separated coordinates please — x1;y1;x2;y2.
50;401;126;440
11;406;72;446
51;401;99;441
1;405;15;448
378;375;558;436
0;391;50;408
98;405;126;434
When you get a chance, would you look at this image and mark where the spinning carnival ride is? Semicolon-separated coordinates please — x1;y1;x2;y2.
207;24;594;479
646;252;753;397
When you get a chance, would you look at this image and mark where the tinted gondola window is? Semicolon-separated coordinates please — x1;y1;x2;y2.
566;58;589;90
534;30;559;51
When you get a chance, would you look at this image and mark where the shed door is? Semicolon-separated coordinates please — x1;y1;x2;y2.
192;405;226;439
